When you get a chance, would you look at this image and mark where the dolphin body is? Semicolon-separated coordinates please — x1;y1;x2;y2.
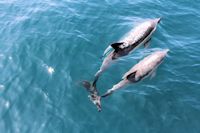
94;18;162;83
101;49;169;98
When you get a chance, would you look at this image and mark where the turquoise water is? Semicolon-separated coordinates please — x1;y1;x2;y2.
0;0;200;133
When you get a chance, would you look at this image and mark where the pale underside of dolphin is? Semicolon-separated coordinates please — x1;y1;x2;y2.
94;18;162;84
101;49;169;98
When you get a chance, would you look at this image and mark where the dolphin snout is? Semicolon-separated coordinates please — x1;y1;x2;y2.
156;17;162;23
162;49;170;56
165;49;170;52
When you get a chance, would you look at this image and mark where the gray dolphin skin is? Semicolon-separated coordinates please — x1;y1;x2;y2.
94;18;162;83
101;49;169;98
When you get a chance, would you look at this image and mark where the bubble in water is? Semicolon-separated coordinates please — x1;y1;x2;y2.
42;64;55;75
5;101;10;108
47;66;54;74
8;56;12;60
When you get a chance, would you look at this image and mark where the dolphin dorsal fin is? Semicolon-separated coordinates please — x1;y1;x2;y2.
111;42;124;52
126;71;137;81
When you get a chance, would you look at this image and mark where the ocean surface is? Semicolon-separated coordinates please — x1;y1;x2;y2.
0;0;200;133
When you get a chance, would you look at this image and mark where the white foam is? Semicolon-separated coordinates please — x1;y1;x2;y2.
47;66;54;74
42;64;55;75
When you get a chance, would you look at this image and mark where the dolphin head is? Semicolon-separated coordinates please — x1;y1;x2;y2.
155;49;169;60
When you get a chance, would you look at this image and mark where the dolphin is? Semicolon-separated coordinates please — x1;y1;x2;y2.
94;18;162;83
101;49;169;98
81;18;162;111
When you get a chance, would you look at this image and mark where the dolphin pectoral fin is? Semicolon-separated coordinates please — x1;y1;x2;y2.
150;70;156;79
144;38;151;48
111;42;124;52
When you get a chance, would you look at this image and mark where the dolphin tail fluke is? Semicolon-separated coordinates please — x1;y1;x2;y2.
89;94;102;112
81;80;102;112
80;80;92;92
81;70;101;90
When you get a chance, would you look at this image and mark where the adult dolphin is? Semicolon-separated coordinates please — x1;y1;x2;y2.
101;49;169;98
94;18;162;84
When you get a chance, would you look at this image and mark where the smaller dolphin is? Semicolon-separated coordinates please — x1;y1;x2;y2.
101;49;169;98
94;18;162;83
81;80;101;112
